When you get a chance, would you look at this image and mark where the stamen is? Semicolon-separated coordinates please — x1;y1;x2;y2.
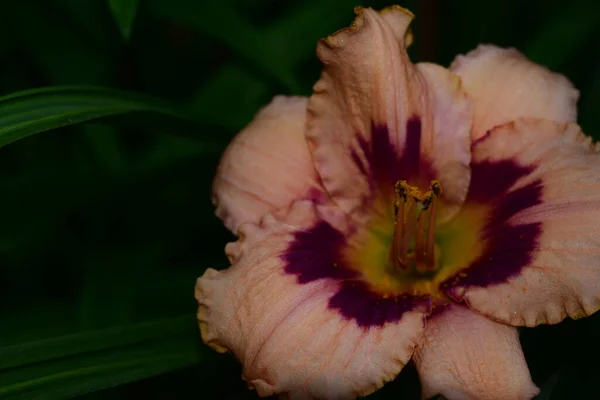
415;181;440;273
389;181;408;271
389;180;442;275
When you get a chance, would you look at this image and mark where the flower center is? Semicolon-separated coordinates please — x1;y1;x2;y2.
389;180;441;276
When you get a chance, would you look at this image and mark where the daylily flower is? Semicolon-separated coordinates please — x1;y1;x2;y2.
195;5;600;400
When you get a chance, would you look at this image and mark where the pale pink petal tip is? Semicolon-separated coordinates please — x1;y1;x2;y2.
451;44;579;140
306;6;472;223
414;305;540;400
212;96;323;234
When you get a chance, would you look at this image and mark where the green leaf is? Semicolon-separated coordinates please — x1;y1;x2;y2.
147;0;301;92
535;371;562;400
524;0;600;69
53;0;121;52
107;0;140;40
189;64;270;130
81;124;127;174
0;86;218;148
0;315;203;400
6;0;117;86
264;0;358;70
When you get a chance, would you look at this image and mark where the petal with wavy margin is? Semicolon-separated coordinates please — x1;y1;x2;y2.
446;118;600;326
196;200;427;399
451;45;579;140
413;304;539;400
306;6;471;223
212;96;325;233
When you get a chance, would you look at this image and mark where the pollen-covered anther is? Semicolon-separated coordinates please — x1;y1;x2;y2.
389;180;442;275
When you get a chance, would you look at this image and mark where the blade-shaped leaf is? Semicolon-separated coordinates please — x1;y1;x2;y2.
107;0;139;40
0;315;203;400
535;371;562;400
524;0;600;69
189;64;270;130
147;0;301;92
0;86;217;147
264;0;360;70
7;0;116;86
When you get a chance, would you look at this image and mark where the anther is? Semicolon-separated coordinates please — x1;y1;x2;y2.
389;180;442;274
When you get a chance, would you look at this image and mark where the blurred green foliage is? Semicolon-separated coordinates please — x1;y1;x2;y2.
0;0;599;399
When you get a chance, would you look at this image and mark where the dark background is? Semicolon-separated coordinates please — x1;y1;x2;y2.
0;0;599;399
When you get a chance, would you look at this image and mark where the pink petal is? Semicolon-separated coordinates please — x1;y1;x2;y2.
212;96;325;233
413;304;539;400
447;118;600;326
451;45;579;140
416;62;472;221
196;200;428;399
306;6;472;223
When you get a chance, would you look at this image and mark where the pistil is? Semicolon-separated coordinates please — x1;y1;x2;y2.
389;180;441;274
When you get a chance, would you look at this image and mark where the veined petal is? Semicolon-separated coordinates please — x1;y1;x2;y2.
196;200;428;399
445;118;600;326
413;304;539;400
416;62;472;221
212;96;325;233
306;6;472;223
451;45;579;140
